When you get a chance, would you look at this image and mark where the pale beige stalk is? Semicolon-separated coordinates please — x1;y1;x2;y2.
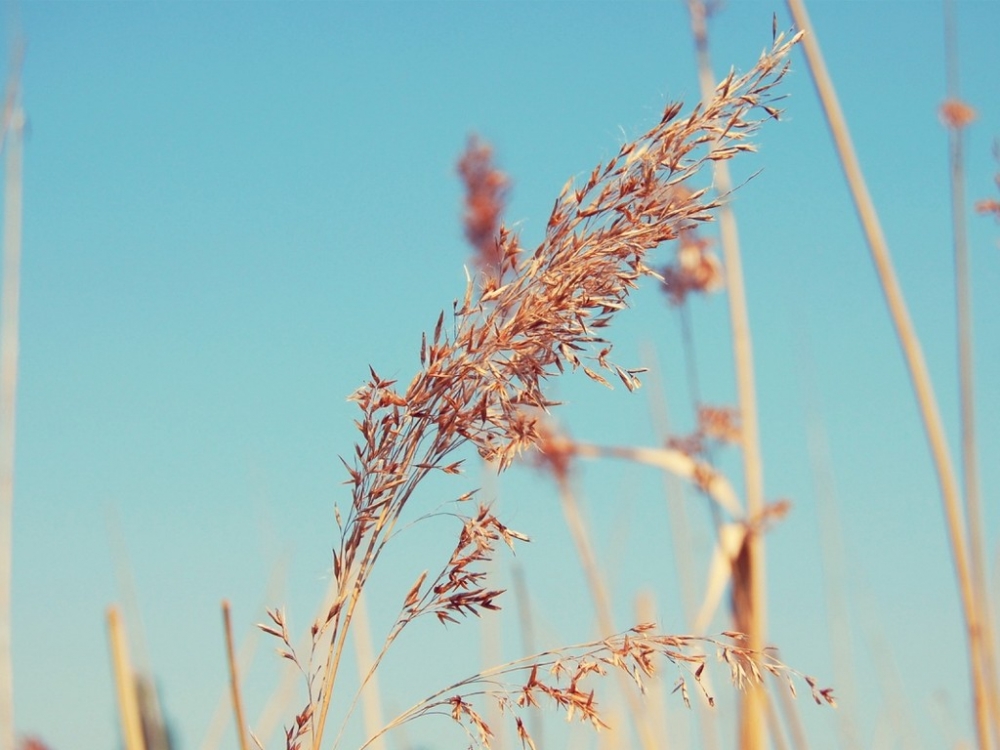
643;356;721;750
943;0;1000;743
686;3;766;746
771;669;808;750
763;692;788;750
107;607;147;750
0;46;23;750
511;565;543;748
201;559;289;750
554;474;660;750
223;601;251;750
786;0;990;746
351;594;386;750
635;591;672;745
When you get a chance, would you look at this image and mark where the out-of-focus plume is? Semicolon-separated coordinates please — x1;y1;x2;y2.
457;135;510;281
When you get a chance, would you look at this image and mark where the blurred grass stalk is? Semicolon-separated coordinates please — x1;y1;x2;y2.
644;355;722;750
107;607;147;750
351;593;386;750
943;0;1000;745
553;470;661;750
0;46;24;750
222;601;250;750
686;2;767;747
786;0;998;746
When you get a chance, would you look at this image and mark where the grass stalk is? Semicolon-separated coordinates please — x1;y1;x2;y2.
106;508;171;750
0;55;23;750
635;591;672;746
785;0;990;746
222;600;250;750
763;691;788;750
511;565;543;748
771;669;808;750
313;526;381;749
643;348;720;749
554;473;659;750
201;627;258;750
943;0;1000;743
351;594;386;750
201;558;289;750
686;4;767;746
107;607;147;750
251;656;299;746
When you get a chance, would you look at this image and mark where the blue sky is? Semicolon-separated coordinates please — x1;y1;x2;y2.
4;2;1000;749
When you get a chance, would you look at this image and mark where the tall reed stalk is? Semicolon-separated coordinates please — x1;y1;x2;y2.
545;445;660;750
785;0;994;746
222;601;250;750
686;3;767;746
349;594;385;750
107;607;146;750
942;0;1000;743
0;47;24;750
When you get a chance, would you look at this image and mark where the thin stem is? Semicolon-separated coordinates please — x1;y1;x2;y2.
0;51;23;750
944;0;1000;744
201;559;289;750
763;690;788;750
511;565;543;748
686;3;766;747
254;577;339;746
785;1;989;747
107;607;147;750
223;601;250;750
555;474;659;750
771;669;809;750
313;572;361;750
351;594;386;750
643;353;721;750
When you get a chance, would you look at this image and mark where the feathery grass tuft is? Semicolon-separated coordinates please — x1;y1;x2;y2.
262;29;810;750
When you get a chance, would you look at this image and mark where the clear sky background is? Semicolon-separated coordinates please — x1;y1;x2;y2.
3;2;1000;749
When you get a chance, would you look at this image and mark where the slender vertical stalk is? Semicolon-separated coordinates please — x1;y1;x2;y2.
771;670;809;750
223;601;250;750
634;591;672;744
478;469;504;750
511;565;543;748
255;568;340;747
0;70;24;750
785;1;989;747
943;0;1000;744
555;475;660;750
351;594;386;750
106;508;169;750
763;692;788;750
686;3;766;747
201;558;289;750
314;561;366;750
643;348;719;749
107;607;146;750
